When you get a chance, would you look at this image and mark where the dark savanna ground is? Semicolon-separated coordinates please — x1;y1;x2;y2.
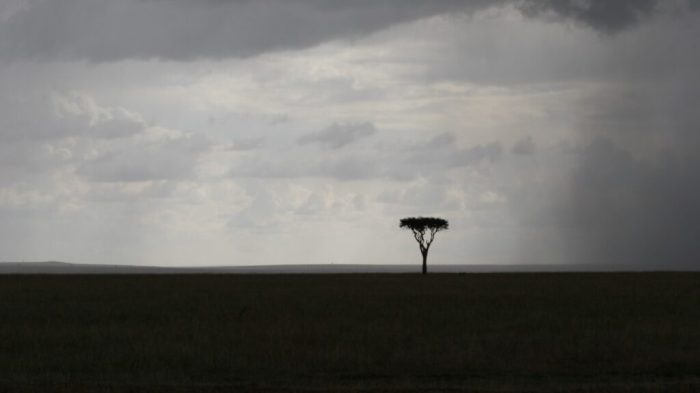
0;273;698;392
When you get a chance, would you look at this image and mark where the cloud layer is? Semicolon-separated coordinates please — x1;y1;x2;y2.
1;0;691;62
0;1;698;269
298;122;376;149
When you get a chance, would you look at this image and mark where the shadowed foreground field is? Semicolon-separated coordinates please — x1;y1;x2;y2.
0;273;698;392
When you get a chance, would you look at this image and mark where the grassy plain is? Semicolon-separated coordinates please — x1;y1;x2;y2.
0;273;698;392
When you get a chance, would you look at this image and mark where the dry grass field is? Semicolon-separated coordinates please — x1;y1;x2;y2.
0;273;698;392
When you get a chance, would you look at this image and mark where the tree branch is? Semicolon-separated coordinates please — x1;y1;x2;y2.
412;228;427;253
426;227;437;249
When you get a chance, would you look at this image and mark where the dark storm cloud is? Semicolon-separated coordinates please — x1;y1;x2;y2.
3;0;679;63
0;0;499;61
518;0;661;33
564;136;700;268
546;17;700;268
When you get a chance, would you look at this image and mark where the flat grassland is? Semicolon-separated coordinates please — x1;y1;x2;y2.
0;273;698;392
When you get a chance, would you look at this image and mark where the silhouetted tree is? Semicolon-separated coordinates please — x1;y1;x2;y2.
399;217;449;274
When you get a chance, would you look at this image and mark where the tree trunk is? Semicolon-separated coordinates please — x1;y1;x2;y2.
422;251;428;275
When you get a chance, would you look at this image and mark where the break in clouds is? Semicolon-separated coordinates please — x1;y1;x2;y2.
0;0;698;268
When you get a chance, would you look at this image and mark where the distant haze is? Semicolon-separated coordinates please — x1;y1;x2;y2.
2;261;695;275
0;0;698;269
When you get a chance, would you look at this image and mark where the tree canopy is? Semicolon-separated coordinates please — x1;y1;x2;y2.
399;217;449;274
399;217;449;232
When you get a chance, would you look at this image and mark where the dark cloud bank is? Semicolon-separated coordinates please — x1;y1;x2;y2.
554;1;700;269
505;1;699;269
0;0;685;61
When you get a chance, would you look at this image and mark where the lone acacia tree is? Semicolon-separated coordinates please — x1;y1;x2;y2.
399;217;449;274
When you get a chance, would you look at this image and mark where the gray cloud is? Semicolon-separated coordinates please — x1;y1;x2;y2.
511;136;536;156
0;92;153;186
418;3;700;87
422;132;456;150
518;0;661;33
78;133;210;182
78;146;192;183
3;0;680;63
0;0;499;61
563;136;700;268
0;88;209;184
538;27;700;268
377;183;461;213
224;137;265;151
228;183;283;230
0;92;145;143
232;133;501;181
407;134;503;170
447;142;503;168
298;122;376;149
228;154;377;181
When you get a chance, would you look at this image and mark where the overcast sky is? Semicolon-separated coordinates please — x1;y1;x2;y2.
1;0;698;268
